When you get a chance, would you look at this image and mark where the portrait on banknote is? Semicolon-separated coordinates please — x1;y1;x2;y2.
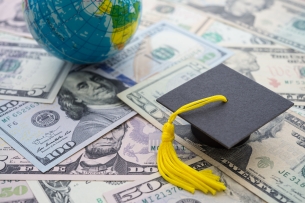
58;70;133;144
0;115;195;179
64;122;143;175
0;66;135;172
0;0;30;36
224;50;260;80
189;0;274;26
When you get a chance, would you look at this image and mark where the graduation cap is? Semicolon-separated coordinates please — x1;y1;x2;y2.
157;64;293;149
155;64;293;195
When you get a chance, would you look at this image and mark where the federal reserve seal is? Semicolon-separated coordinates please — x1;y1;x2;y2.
31;110;60;128
176;198;201;203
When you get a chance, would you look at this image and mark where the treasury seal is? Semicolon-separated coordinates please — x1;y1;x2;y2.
31;110;60;128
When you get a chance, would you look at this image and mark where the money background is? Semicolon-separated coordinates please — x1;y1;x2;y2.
118;59;305;203
0;180;38;203
0;0;305;203
0;116;196;180
0;0;31;38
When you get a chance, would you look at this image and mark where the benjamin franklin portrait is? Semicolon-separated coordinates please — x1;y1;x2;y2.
58;70;132;144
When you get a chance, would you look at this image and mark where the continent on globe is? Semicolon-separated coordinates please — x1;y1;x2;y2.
96;0;141;50
23;0;142;64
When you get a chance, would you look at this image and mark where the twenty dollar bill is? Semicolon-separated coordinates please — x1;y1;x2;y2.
223;46;305;105
187;0;305;53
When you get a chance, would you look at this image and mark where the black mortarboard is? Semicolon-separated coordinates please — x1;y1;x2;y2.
157;64;293;149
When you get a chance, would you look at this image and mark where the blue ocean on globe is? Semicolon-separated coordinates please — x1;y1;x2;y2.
22;0;142;64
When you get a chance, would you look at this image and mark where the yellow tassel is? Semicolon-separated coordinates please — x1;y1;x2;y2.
157;95;228;195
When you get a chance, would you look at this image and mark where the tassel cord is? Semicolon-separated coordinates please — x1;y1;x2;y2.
163;142;211;193
157;95;228;195
165;142;215;194
157;146;196;193
168;95;228;123
165;132;225;194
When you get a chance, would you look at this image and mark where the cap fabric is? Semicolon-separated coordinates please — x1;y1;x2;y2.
157;64;293;149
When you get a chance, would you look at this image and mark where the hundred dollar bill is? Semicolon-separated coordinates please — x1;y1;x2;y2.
222;46;305;105
118;59;305;203
140;1;209;33
103;21;232;82
0;0;32;38
0;65;136;173
0;180;37;203
104;157;264;203
0;116;195;180
196;19;278;46
185;0;305;53
27;180;128;203
0;40;72;103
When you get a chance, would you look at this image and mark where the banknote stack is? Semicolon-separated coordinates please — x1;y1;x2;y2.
1;0;305;203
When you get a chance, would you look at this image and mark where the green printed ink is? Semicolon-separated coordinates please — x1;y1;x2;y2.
299;67;305;77
293;20;305;31
0;185;28;198
200;52;216;63
0;59;20;73
256;157;274;169
155;5;174;14
152;46;177;60
201;32;222;43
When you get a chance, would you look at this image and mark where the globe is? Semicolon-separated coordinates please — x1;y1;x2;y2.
22;0;142;64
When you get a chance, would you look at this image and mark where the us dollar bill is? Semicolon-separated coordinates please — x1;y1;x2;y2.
0;40;72;103
222;46;305;105
291;107;305;118
196;19;278;46
0;65;136;173
27;180;128;203
0;116;195;180
0;32;35;44
140;1;209;33
104;157;265;203
0;180;38;203
118;59;305;203
103;21;232;82
184;0;305;53
0;0;32;38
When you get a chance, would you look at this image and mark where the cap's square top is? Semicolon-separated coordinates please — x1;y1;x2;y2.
157;64;293;149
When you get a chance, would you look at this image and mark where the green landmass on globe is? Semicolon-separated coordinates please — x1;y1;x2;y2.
23;0;142;64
